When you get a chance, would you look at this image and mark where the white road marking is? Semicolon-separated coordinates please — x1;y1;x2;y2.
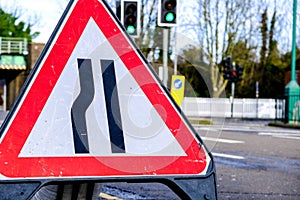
258;132;300;140
193;125;251;131
202;137;244;144
193;124;300;134
273;135;300;140
212;152;245;160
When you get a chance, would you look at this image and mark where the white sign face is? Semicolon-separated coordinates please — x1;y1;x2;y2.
20;19;185;157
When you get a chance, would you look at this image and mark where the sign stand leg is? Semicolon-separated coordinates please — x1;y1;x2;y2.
1;170;218;200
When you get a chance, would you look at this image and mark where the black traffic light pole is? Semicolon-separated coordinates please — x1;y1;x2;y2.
162;28;169;86
231;80;235;118
222;57;244;118
230;63;244;117
158;0;177;86
222;57;235;117
230;62;237;118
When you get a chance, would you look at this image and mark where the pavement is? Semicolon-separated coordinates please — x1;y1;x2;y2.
190;116;300;129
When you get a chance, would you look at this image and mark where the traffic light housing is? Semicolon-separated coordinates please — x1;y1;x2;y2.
231;63;238;82
222;57;243;82
222;57;232;80
121;0;140;37
236;64;244;82
158;0;177;27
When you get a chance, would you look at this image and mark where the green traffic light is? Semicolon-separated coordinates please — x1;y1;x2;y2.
165;12;175;22
127;25;135;34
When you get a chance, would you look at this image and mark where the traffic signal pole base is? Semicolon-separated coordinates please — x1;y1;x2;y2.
284;80;300;123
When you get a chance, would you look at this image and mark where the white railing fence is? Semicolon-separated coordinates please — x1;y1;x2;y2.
0;37;28;55
182;97;285;119
0;98;286;121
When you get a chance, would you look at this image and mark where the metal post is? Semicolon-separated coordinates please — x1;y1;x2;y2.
7;41;11;54
158;66;164;81
285;0;300;123
291;0;297;82
23;38;28;55
256;81;259;118
231;82;235;118
163;28;169;86
173;28;178;75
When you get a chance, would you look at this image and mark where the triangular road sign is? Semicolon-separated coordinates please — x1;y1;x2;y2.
0;0;212;179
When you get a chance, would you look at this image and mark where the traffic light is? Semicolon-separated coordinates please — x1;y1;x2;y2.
158;0;177;27
230;63;244;82
222;57;243;82
236;64;244;81
121;0;140;37
222;57;232;80
231;63;238;82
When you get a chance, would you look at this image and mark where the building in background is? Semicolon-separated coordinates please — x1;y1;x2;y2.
0;37;44;110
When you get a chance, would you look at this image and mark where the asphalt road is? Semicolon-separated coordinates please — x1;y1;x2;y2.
195;119;300;200
98;120;300;199
1;115;299;199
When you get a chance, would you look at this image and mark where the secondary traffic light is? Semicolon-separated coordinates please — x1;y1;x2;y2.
236;64;244;82
222;57;232;80
231;63;238;82
121;0;140;37
222;57;243;82
158;0;177;27
230;63;244;82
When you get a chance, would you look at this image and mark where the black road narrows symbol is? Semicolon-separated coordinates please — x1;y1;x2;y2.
101;59;125;153
71;58;126;154
71;58;94;153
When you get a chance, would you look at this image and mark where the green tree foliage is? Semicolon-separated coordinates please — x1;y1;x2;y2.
179;0;298;99
282;48;300;68
0;8;39;41
231;40;258;98
177;46;211;97
233;9;288;98
260;9;268;70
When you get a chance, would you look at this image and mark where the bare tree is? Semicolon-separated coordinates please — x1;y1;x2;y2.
180;0;262;97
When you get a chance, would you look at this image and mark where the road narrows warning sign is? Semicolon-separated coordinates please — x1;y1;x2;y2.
0;0;211;178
